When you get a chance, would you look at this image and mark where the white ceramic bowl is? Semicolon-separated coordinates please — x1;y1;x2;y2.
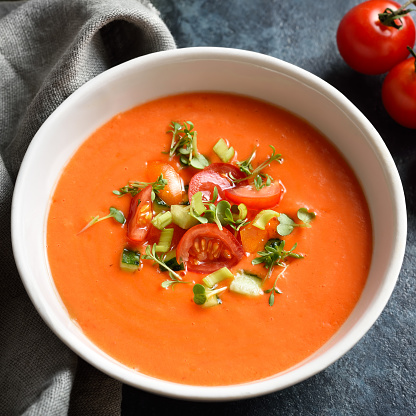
11;47;407;401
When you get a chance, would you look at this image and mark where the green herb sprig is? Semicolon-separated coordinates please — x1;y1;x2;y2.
189;187;223;229
252;238;303;279
252;239;303;306
220;202;250;232
193;284;209;305
78;207;125;234
189;189;250;232
161;275;188;289
142;244;182;279
168;121;209;169
113;174;167;199
232;145;282;190
277;208;316;236
200;193;226;230
264;266;286;306
159;255;187;288
142;244;189;288
192;283;227;306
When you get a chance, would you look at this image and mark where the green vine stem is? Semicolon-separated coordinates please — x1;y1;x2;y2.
378;0;416;29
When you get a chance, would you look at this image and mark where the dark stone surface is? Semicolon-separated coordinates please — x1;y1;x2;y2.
122;1;416;415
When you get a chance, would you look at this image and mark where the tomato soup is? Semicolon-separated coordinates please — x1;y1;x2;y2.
47;93;372;386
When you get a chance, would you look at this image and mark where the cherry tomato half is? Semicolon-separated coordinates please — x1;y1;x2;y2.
127;185;153;243
146;161;184;206
188;163;247;202
382;55;416;129
224;181;284;210
176;223;245;273
337;0;416;75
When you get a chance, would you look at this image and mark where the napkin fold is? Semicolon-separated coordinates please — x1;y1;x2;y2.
0;1;175;414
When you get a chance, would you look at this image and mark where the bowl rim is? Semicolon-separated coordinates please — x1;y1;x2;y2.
11;46;407;401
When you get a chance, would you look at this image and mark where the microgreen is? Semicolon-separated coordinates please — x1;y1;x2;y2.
221;202;250;232
252;238;303;280
167;121;209;169
193;284;208;305
158;254;187;288
159;256;184;275
264;266;286;306
202;198;226;230
190;188;223;229
113;174;167;200
161;275;188;289
232;145;282;190
189;190;250;232
253;173;273;190
252;239;302;306
276;208;316;236
142;244;183;282
192;283;227;306
78;207;125;234
297;207;316;223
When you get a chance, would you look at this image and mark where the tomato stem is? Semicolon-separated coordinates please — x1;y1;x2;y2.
378;1;416;29
397;0;416;12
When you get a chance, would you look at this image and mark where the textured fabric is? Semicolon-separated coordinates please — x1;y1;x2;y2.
0;1;175;414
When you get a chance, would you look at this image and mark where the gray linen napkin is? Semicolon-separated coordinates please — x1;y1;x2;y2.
0;0;175;414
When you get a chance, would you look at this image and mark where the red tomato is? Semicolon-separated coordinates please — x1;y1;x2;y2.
146;161;184;205
205;163;247;179
224;181;284;210
336;0;416;75
176;223;245;273
127;185;153;243
188;163;247;202
382;55;416;129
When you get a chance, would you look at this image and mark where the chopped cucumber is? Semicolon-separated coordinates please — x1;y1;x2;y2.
151;211;172;230
252;210;280;230
161;249;177;263
230;270;264;296
153;197;169;214
203;295;221;308
213;138;235;162
155;227;174;253
171;204;199;229
190;191;206;216
159;251;184;272
120;249;141;272
203;267;234;287
231;203;248;221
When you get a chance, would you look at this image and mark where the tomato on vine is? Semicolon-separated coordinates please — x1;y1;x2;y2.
337;0;416;75
382;47;416;128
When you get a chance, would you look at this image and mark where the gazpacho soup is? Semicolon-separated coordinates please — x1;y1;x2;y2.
47;92;372;386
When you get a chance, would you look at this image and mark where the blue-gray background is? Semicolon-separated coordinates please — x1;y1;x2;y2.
122;1;416;415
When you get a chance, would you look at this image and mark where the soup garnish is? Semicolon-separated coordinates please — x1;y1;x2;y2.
79;121;314;307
